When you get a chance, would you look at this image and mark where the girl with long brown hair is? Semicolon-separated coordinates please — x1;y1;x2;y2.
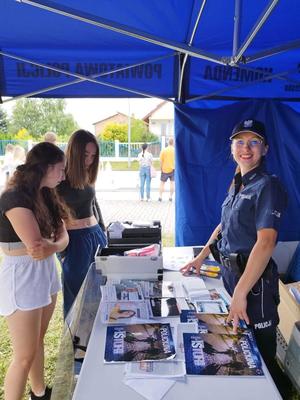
57;129;107;317
0;142;69;400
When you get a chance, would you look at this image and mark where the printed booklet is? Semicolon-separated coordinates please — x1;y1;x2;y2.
149;297;189;318
186;288;230;307
101;280;144;302
183;332;263;376
100;300;152;323
194;299;228;314
180;311;248;335
119;279;186;298
182;277;207;298
100;279;188;323
104;323;176;362
101;279;186;300
124;360;186;379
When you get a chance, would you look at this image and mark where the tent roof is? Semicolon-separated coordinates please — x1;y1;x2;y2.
1;0;300;103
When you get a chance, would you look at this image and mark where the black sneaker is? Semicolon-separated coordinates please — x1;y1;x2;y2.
29;386;52;400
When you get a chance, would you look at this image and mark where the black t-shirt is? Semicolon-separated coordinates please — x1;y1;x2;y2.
0;189;34;242
57;180;95;219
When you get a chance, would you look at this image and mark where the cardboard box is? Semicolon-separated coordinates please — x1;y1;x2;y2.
284;321;300;391
278;280;300;344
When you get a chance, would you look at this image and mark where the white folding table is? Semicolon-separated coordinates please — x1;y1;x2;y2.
72;255;282;400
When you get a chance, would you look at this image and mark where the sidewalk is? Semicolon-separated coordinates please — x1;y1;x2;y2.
0;169;175;237
97;169;161;191
95;170;175;236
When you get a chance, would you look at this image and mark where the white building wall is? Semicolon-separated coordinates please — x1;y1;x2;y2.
148;102;174;140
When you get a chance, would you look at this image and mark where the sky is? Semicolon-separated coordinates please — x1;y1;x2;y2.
1;97;163;133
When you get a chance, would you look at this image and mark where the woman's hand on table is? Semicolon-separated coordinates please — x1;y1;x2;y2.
180;257;204;276
226;288;249;333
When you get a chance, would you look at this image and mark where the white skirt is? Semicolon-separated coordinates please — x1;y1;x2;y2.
0;254;61;316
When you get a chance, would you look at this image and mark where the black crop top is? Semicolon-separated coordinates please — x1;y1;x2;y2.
57;180;95;219
0;189;34;242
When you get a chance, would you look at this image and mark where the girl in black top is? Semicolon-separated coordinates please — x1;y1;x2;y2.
0;142;69;400
57;129;107;317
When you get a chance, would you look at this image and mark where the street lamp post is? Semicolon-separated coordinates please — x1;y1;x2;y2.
127;98;131;168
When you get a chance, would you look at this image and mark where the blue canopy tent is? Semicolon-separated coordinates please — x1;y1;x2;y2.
1;0;300;244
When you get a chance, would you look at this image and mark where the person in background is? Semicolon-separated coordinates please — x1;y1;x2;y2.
180;119;290;397
0;142;69;400
158;137;175;202
12;145;26;171
137;143;153;201
57;129;107;317
43;131;57;146
1;143;15;183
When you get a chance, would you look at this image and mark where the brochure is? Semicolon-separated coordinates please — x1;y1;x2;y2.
124;360;186;379
208;288;231;307
119;279;186;298
182;277;207;298
101;281;144;302
163;246;207;271
183;332;263;376
184;287;230;309
100;280;188;323
100;300;152;323
180;311;248;335
175;322;199;361
193;299;228;314
163;247;196;271
104;323;176;362
149;297;189;318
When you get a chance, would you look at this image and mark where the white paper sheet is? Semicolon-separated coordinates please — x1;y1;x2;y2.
123;378;176;400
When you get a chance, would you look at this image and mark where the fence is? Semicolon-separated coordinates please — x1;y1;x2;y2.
0;139;162;160
0;139;30;155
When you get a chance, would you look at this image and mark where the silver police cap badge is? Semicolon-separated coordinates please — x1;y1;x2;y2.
243;120;254;128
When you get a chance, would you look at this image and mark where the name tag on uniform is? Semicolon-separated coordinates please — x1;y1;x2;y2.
239;194;252;200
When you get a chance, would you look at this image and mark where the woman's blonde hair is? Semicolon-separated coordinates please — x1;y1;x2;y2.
65;129;99;189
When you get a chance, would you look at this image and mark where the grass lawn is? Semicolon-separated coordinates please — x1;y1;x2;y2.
0;291;64;400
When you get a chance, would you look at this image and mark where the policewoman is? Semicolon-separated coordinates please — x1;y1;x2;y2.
181;119;287;384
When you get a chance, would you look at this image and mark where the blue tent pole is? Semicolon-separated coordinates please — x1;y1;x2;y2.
18;0;226;65
232;0;279;64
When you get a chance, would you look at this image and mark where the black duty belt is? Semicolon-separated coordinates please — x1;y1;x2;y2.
209;239;273;279
219;252;246;276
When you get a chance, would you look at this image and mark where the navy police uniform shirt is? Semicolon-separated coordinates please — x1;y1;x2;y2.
218;164;287;256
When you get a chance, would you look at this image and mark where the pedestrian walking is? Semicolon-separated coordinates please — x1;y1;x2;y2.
137;143;153;201
158;137;175;202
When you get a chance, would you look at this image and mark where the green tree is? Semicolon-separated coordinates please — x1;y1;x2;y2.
9;99;78;139
0;106;9;133
102;122;128;142
130;119;158;142
101;118;158;142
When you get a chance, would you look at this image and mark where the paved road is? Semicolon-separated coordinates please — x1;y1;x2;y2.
0;169;175;237
97;191;175;237
95;170;175;237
